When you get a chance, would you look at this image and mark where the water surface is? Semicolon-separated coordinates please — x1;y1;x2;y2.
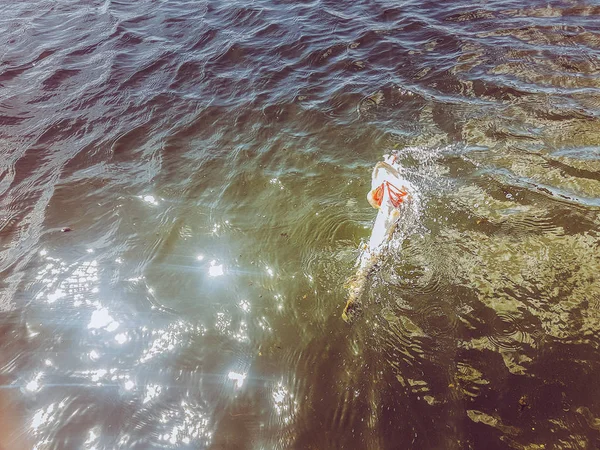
1;0;600;448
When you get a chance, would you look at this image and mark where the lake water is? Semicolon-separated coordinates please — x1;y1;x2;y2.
1;0;600;448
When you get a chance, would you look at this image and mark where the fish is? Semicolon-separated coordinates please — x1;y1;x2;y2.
342;153;416;322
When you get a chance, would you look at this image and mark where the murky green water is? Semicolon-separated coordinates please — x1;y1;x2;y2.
1;0;600;448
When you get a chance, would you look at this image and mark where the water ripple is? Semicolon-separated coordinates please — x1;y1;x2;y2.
2;0;600;448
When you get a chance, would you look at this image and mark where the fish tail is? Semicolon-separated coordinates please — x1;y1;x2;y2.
342;294;361;323
342;263;371;322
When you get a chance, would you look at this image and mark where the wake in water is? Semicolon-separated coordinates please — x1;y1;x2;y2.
342;152;420;322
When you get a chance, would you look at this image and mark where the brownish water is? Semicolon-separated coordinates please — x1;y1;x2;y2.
1;0;600;448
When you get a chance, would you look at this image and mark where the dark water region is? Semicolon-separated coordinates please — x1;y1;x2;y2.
1;0;600;448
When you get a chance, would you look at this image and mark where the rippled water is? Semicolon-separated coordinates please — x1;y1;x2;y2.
2;0;600;448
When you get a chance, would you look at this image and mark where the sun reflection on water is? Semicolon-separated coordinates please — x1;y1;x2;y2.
83;427;102;450
31;403;55;431
88;307;119;331
272;380;298;426
25;374;42;393
157;400;212;447
139;320;191;363
228;371;247;389
143;384;161;404
141;195;159;206
239;299;250;312
208;260;224;277
23;236;259;449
